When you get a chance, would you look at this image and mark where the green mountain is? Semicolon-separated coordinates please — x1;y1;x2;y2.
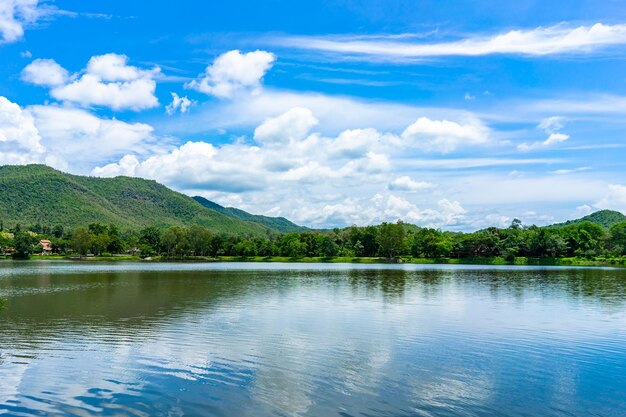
0;164;294;235
193;196;306;233
550;210;626;229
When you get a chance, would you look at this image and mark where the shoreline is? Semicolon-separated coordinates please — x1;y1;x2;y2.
2;255;625;267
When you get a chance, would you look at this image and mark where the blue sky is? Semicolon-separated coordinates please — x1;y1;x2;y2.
2;0;626;230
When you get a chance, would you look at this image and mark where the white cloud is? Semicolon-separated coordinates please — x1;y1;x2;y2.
518;133;570;151
92;154;140;177
518;115;570;151
21;58;69;87
594;184;626;214
331;128;399;159
549;166;591;175
93;105;580;229
92;107;491;228
22;53;160;111
276;23;626;60
388;176;435;192
293;194;465;228
160;87;477;139
543;132;569;146
93;108;395;193
253;107;318;145
85;53;147;81
538;116;565;134
573;204;593;218
401;117;490;153
0;0;40;43
185;50;276;98
94;140;269;193
29;105;155;167
165;93;194;115
0;95;44;164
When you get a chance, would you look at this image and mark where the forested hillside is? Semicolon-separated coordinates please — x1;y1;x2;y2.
193;196;306;233
0;165;291;235
550;210;626;229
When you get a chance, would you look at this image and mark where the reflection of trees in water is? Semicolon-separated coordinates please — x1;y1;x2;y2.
346;269;454;301
347;269;407;301
345;267;626;308
1;267;625;344
0;270;279;344
476;268;626;309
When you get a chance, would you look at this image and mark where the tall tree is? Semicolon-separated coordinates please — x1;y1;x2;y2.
378;222;405;259
71;228;92;258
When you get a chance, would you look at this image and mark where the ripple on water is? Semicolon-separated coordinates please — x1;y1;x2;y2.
1;264;626;417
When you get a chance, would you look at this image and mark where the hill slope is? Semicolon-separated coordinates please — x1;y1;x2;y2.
193;196;306;233
0;165;288;235
550;210;626;229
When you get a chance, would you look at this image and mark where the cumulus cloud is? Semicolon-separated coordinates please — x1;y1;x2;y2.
93;108;496;194
93;108;398;193
92;107;483;227
29;105;155;167
276;23;626;61
388;176;435;192
401;117;490;153
21;58;69;86
186;50;275;98
22;53;160;111
165;93;194;115
85;53;148;81
94;141;266;192
253;107;318;145
0;95;44;164
291;194;465;228
331;128;399;159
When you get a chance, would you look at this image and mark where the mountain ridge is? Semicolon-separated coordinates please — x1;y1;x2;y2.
548;209;626;229
0;164;299;235
192;196;306;233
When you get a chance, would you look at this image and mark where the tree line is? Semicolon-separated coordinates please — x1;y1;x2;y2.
2;219;626;260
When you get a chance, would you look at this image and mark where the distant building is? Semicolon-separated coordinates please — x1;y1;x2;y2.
39;240;52;255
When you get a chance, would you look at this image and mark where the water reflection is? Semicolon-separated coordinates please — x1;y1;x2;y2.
0;263;625;416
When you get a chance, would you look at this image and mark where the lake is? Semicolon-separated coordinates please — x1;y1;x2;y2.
0;262;625;417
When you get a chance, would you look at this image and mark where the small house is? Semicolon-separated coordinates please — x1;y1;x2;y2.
39;240;53;255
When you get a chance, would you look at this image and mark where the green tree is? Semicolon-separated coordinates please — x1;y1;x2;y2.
88;223;107;235
161;226;189;258
279;233;307;257
378;222;405;258
13;231;38;259
52;225;64;238
233;239;258;257
107;224;124;254
71;228;92;258
140;226;162;254
610;222;626;255
188;225;212;256
91;233;111;256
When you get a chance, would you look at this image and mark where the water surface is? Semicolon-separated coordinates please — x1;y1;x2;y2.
1;262;625;416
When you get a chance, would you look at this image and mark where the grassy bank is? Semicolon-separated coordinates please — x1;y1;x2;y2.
2;255;626;267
